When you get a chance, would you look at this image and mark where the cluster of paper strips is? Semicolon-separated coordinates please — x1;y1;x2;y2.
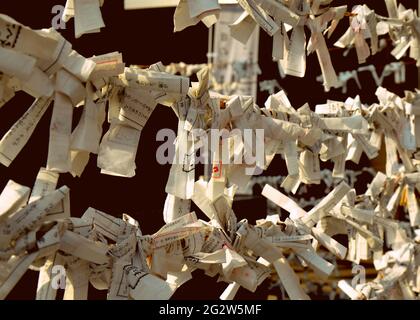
210;5;261;98
64;1;420;90
62;0;105;38
317;61;407;94
227;0;420;91
0;9;420;299
0;159;419;299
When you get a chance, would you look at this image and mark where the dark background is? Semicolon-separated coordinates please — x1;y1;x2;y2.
0;0;417;299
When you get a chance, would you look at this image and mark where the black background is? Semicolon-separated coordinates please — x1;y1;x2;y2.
0;0;417;299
